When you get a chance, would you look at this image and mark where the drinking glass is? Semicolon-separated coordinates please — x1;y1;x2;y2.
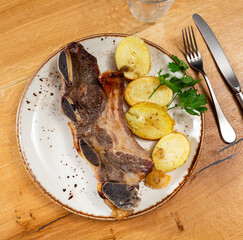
126;0;175;23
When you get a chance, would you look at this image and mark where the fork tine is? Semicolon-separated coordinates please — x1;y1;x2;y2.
188;26;196;58
182;29;189;58
184;28;193;59
190;26;199;56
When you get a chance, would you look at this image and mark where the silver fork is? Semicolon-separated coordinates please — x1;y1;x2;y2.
182;26;236;144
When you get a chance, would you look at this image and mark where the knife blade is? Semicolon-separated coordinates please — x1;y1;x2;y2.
193;13;243;109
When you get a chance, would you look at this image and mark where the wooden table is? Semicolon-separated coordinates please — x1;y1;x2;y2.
1;0;242;239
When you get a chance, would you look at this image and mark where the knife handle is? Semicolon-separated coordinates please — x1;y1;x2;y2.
236;91;243;109
202;72;236;144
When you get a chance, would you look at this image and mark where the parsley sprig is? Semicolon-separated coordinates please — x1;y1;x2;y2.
149;55;207;116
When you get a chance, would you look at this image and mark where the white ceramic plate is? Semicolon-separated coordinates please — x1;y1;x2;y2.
17;33;203;220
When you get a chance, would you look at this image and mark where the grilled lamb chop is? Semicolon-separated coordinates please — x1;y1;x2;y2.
58;42;154;219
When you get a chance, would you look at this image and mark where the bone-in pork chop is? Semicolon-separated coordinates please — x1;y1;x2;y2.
58;42;154;219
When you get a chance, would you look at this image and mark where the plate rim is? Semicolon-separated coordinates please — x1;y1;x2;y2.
16;33;204;220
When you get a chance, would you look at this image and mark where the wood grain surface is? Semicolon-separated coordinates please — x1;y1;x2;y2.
0;0;242;239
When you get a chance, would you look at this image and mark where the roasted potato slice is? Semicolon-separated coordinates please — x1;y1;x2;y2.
145;168;171;189
125;76;173;106
115;35;151;80
125;102;175;140
152;133;190;172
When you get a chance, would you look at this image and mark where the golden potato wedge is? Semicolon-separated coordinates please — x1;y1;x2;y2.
125;102;175;140
115;35;151;80
145;168;171;189
125;76;173;106
152;133;190;172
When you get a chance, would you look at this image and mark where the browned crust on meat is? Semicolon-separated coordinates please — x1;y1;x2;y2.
99;70;152;160
59;43;154;218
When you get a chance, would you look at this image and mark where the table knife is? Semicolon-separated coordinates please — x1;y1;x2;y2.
193;13;243;109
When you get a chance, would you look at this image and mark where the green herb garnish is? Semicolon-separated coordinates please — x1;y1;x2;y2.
169;55;189;73
171;89;208;115
149;55;207;116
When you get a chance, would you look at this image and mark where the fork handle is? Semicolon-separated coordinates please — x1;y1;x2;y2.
236;91;243;109
201;72;236;144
